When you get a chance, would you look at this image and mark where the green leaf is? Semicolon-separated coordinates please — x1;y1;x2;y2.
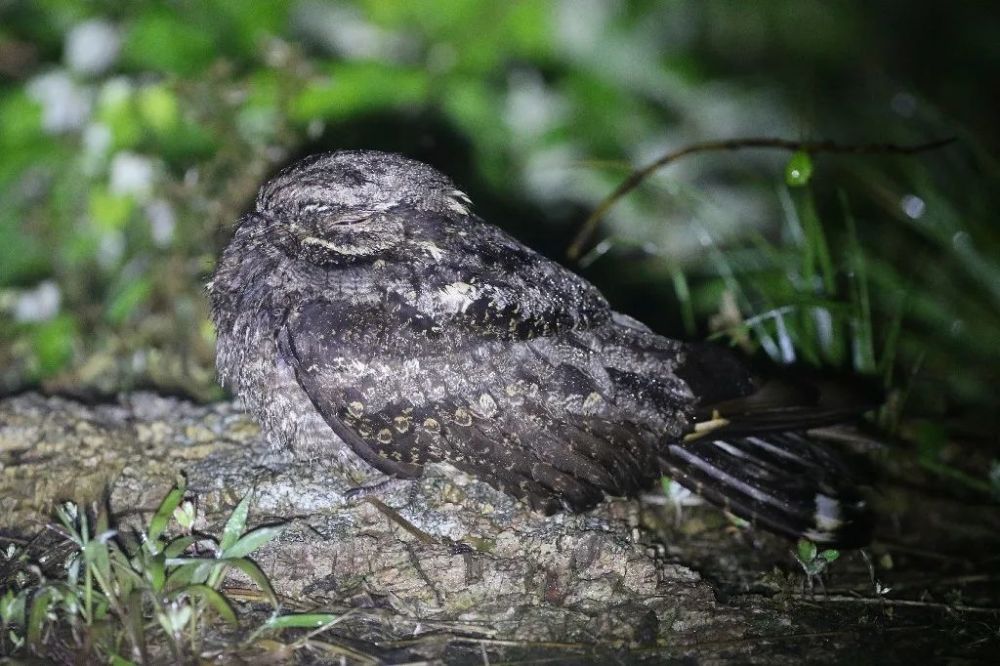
820;549;840;562
88;187;134;231
83;538;113;587
172;584;237;624
153;120;218;165
146;552;166;593
31;316;77;378
162;535;199;559
797;538;817;562
166;557;280;609
785;150;814;187
123;589;146;660
109;550;143;593
0;589;25;624
222;558;279;608
220;494;252;553
147;480;187;546
0;212;49;287
671;268;696;336
265;613;339;630
27;588;57;648
106;278;152;325
96;83;142;150
137;85;180;134
222;525;285;559
164;561;202;590
165;557;223;586
122;12;216;75
841;192;876;374
660;477;674;495
0;92;43;151
291;63;429;122
797;189;835;296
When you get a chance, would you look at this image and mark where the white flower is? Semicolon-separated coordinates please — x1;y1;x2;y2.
13;280;61;323
110;152;156;201
26;70;92;133
146;199;176;247
65;19;121;76
81;122;112;173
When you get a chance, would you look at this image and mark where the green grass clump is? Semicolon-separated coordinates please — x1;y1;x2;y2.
0;478;339;663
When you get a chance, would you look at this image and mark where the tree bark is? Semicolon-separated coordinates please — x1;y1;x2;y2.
1;392;997;663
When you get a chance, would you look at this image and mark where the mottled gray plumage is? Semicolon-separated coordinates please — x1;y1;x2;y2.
209;150;871;546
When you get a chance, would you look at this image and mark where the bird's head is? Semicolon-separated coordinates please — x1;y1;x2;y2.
251;150;472;264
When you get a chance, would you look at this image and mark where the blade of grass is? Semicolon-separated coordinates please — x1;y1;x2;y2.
840;191;876;374
220;494;252;553
222;525;285;559
147;481;186;548
171;584;237;625
671;268;696;336
27;587;56;649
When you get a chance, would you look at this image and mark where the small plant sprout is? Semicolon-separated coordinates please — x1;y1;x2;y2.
657;477;704;527
173;500;197;532
795;538;840;595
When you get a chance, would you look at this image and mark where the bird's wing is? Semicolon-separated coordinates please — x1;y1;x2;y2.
280;291;690;513
277;208;704;510
283;209;872;543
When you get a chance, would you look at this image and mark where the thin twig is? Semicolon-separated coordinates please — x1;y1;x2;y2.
387;635;594;651
566;136;956;260
818;574;1000;593
655;623;937;652
784;592;1000;615
363;497;439;545
304;637;380;664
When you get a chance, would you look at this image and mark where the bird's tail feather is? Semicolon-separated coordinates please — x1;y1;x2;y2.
659;432;872;548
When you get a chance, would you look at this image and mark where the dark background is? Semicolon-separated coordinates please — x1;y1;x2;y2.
1;1;998;492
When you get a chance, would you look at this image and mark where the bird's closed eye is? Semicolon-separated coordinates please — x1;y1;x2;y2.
296;200;374;227
321;212;374;227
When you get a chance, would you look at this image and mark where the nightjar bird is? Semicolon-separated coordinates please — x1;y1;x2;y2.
209;150;873;547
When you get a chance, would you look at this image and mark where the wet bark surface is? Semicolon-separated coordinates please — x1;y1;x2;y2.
2;392;998;663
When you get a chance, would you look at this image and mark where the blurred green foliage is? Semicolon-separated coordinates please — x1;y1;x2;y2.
0;1;997;474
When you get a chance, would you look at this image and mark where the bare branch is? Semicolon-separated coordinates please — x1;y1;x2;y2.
566;136;956;260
